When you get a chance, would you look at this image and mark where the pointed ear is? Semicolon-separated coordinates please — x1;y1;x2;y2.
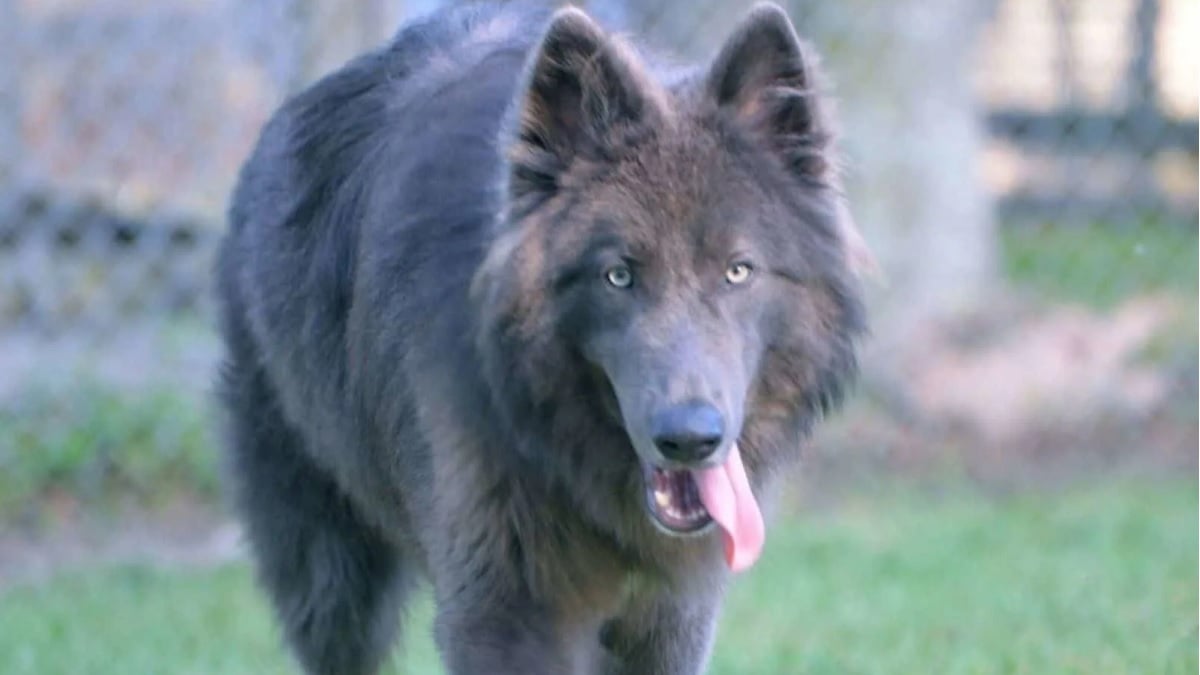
507;8;658;205
707;3;833;181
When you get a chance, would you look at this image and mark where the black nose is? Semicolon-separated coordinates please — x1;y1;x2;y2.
651;402;725;463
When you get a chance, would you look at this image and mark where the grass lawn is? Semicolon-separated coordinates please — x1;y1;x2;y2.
1000;219;1197;310
1;478;1195;674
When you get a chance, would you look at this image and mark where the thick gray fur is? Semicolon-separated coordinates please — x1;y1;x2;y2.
215;2;864;673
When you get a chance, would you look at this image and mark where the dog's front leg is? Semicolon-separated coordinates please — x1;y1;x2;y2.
434;596;578;674
601;589;723;675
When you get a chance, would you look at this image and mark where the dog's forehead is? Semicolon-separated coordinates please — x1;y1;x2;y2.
547;109;784;263
602;127;762;248
625;119;728;192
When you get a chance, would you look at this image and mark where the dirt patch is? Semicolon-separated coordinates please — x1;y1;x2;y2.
800;293;1197;499
903;294;1186;442
0;499;243;590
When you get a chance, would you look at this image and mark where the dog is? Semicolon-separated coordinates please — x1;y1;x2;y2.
215;2;866;673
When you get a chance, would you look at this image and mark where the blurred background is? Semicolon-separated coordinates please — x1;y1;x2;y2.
0;0;1195;673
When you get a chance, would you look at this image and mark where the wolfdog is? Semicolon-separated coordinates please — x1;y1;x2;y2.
215;2;866;673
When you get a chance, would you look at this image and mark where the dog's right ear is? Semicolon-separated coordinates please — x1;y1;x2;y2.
506;8;659;209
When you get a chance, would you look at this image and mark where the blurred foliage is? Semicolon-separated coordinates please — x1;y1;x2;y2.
1001;219;1198;310
0;382;218;521
1002;219;1199;378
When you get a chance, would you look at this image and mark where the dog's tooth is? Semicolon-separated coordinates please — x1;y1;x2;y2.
654;490;671;508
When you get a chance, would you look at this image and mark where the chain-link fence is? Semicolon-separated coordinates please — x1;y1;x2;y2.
1;0;1196;516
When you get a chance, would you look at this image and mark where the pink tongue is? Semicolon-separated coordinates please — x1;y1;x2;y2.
694;444;764;572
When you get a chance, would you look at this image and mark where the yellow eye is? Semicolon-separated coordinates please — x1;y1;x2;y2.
605;265;633;288
726;262;753;285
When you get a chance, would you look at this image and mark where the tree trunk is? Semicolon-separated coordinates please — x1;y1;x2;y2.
802;1;996;360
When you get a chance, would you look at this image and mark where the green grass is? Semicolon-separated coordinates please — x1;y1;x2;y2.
1001;220;1198;309
2;479;1194;674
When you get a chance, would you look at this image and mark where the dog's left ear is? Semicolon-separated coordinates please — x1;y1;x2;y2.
707;2;832;182
709;3;878;279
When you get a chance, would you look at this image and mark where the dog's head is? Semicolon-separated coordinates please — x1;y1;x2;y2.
474;3;867;570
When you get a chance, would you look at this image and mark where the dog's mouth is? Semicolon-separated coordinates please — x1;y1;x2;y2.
643;464;714;535
639;443;767;573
